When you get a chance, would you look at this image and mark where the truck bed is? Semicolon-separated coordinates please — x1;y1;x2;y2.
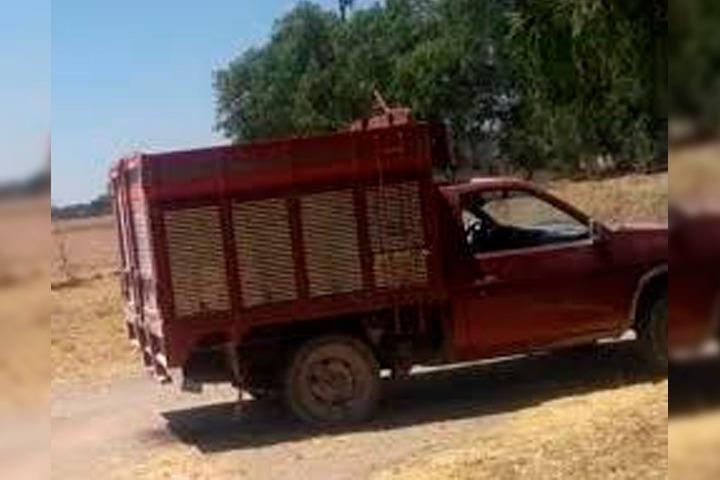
110;123;447;376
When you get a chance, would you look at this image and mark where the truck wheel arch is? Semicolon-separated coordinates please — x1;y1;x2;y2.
712;290;720;339
629;264;668;330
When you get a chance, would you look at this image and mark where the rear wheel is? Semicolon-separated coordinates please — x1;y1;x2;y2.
284;336;380;424
637;289;668;372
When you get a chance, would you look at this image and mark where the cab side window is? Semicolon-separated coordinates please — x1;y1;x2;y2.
462;189;590;254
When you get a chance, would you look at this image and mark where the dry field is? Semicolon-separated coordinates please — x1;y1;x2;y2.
52;215;118;285
51;276;141;385
550;173;667;223
669;142;720;203
0;197;50;409
51;216;138;385
0;198;50;480
374;381;668;480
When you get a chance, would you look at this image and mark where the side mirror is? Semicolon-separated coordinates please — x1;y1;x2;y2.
590;220;610;245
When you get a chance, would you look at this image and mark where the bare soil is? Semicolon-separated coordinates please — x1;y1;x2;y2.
52;344;660;480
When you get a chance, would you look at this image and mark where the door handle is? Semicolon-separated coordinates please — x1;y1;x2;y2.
474;275;500;288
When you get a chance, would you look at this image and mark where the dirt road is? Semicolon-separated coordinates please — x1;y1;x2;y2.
51;343;658;480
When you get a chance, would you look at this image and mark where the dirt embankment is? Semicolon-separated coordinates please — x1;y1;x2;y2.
374;381;668;480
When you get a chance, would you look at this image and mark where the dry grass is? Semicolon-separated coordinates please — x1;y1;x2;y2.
113;447;221;480
51;276;140;385
120;381;669;480
0;277;50;410
0;197;50;283
669;411;720;480
374;381;668;480
549;173;668;223
0;198;50;410
52;215;118;284
669;143;720;203
50;215;137;384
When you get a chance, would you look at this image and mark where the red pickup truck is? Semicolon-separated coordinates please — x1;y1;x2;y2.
110;120;669;423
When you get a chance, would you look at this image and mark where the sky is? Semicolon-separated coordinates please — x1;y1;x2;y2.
0;0;51;184
51;0;376;206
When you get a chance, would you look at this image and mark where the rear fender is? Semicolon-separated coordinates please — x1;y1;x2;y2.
628;264;668;330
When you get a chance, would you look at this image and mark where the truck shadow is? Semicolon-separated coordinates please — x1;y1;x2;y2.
161;342;663;453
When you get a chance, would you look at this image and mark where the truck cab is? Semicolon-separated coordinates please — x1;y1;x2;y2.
438;179;667;362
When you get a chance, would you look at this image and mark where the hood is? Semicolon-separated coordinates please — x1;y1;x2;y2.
603;221;668;266
607;221;668;234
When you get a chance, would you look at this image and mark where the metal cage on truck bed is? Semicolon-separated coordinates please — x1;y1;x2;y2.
110;123;446;379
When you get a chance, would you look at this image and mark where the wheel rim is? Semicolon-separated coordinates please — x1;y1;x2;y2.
290;341;378;423
307;358;356;405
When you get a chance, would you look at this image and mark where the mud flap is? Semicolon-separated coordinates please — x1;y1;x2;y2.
225;342;252;415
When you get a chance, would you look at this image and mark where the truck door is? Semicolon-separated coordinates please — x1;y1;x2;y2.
451;188;630;357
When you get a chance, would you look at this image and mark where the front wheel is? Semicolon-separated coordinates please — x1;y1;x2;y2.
284;336;380;424
637;289;668;372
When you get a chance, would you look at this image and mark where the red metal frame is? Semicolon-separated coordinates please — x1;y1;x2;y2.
111;123;447;369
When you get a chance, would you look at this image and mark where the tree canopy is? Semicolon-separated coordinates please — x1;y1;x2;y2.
668;0;720;139
214;0;667;175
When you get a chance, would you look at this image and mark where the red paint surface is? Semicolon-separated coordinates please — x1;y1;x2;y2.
669;207;720;349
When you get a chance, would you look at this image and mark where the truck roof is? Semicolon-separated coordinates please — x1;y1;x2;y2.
439;177;535;196
439;177;591;223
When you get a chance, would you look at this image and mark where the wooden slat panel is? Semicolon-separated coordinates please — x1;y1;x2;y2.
164;206;230;317
131;198;153;277
366;181;428;288
233;199;297;307
366;181;425;250
372;249;428;289
302;190;363;297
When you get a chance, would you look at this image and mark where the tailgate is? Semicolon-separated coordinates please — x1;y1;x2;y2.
110;161;170;381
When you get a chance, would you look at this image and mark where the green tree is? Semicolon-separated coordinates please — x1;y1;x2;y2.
215;1;509;157
503;0;666;174
669;0;720;138
390;0;512;169
214;0;666;175
214;2;342;141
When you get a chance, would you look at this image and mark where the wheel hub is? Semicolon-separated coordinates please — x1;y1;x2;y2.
308;358;355;404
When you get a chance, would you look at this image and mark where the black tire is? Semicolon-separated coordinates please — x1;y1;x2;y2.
712;290;720;342
245;364;282;401
637;288;668;372
284;335;380;424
